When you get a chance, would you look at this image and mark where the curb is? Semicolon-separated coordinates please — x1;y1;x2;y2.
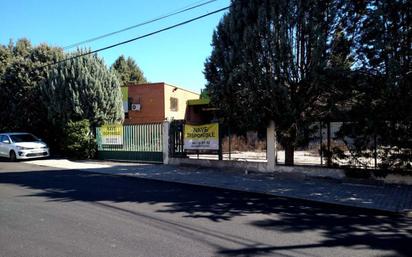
78;168;408;216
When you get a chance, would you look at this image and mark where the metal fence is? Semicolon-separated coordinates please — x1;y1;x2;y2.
288;122;345;167
96;123;163;163
286;121;411;170
219;130;267;162
168;120;411;170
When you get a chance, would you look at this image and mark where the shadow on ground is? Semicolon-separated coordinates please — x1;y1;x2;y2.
0;168;411;256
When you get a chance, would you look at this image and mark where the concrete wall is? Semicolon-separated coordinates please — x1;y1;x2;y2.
167;158;412;185
168;158;346;179
164;84;199;121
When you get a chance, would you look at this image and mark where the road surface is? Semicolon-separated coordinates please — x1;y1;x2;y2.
0;161;411;256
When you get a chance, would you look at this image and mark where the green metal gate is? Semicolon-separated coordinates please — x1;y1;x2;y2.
96;123;163;163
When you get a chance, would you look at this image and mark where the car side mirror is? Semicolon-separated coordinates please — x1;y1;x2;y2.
2;140;10;144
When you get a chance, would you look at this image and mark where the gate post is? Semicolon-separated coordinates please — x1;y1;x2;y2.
162;121;170;164
267;120;276;171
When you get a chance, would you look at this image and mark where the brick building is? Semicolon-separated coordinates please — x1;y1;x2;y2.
123;82;199;124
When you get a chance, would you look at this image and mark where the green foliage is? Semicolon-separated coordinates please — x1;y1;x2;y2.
0;39;125;159
205;0;411;168
350;0;411;123
334;0;412;170
62;119;96;159
41;50;124;128
204;0;356;164
111;55;147;86
199;88;210;100
0;39;64;135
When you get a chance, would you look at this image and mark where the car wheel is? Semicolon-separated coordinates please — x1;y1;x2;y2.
9;151;17;162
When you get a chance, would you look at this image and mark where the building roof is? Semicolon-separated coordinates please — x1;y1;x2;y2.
187;98;210;106
126;82;200;96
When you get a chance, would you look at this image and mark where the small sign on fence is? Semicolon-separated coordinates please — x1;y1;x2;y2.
184;123;219;150
100;124;123;145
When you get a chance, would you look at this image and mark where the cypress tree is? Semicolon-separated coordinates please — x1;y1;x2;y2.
204;0;355;165
41;50;124;128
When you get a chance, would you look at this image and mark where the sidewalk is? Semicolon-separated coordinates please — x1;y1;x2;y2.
26;159;412;214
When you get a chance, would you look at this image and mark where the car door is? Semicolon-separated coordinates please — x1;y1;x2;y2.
0;135;13;157
0;135;7;156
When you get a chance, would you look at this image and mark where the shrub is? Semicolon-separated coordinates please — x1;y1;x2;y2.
62;119;96;159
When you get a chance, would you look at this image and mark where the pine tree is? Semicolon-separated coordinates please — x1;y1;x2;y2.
111;55;147;86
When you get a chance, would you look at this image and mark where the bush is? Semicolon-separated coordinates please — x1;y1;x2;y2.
62;119;96;159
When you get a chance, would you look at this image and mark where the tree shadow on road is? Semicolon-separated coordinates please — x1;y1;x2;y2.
221;209;412;256
0;169;411;256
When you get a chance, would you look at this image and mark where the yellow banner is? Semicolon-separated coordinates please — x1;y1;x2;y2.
101;124;123;145
184;123;219;150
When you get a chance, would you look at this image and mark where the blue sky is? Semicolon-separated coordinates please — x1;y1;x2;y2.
0;0;230;93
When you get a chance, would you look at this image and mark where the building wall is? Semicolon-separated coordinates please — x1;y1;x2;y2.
124;83;165;124
121;87;128;112
163;84;199;121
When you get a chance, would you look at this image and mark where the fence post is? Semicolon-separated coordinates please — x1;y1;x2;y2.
218;123;223;160
162;121;170;164
267;120;276;171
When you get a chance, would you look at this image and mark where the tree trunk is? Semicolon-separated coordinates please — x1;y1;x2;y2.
284;124;297;166
327;121;332;167
285;142;295;166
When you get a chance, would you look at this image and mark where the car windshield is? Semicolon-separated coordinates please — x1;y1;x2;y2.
9;134;39;143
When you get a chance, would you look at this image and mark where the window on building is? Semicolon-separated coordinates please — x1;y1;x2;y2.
170;97;178;112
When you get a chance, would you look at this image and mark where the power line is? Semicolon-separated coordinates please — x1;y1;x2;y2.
41;6;230;69
63;0;218;50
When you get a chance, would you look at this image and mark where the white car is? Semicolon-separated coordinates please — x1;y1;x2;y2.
0;132;50;161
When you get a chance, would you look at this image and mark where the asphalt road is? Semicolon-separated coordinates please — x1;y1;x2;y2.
0;161;411;257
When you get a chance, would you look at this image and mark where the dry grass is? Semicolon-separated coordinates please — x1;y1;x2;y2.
222;135;266;153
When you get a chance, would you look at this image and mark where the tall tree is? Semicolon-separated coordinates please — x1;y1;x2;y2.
351;0;410;119
0;39;64;135
41;50;124;128
111;55;147;86
337;0;412;169
204;0;355;165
